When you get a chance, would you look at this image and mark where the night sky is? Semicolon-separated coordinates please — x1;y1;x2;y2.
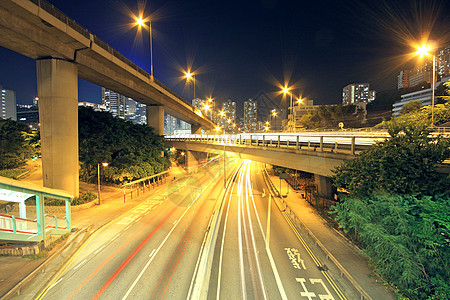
1;0;449;113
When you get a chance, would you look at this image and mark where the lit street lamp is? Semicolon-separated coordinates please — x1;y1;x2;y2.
416;44;436;127
97;162;109;205
135;16;154;78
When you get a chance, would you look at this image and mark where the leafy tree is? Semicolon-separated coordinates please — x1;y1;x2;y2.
298;104;365;129
0;119;36;169
332;122;450;299
78;107;170;184
399;100;422;115
333;122;450;197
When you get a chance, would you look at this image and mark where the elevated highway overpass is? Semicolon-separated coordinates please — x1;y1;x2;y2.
166;132;390;197
0;0;215;196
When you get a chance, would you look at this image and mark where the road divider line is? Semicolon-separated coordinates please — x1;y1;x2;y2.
47;277;64;291
94;245;106;255
122;183;212;300
111;233;120;241
73;259;87;271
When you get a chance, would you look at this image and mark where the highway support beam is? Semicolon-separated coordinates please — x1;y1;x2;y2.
146;104;164;135
186;151;208;173
191;124;202;134
314;174;334;199
37;58;79;197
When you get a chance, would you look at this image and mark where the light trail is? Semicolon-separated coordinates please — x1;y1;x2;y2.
237;161;247;299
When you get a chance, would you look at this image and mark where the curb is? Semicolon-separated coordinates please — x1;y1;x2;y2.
0;226;92;300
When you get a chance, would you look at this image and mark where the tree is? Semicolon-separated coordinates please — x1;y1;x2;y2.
0;119;36;169
399;100;422;115
78;107;170;184
332;122;450;299
333;122;450;197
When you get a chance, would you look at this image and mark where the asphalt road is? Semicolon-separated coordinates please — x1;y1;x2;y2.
32;159;348;299
208;160;346;300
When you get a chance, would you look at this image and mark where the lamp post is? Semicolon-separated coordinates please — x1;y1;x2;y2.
135;17;153;78
416;44;436;127
185;72;196;99
97;162;108;205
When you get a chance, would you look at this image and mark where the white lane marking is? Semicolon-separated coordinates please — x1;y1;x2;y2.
94;245;105;255
73;259;87;271
122;183;212;300
216;162;243;300
149;249;156;258
134;217;142;223
237;163;247;300
144;211;150;216
124;224;132;231
111;233;120;241
244;162;267;300
173;219;179;226
249;162;288;300
47;277;64;291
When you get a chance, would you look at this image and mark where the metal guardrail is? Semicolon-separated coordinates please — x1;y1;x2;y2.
165;134;388;156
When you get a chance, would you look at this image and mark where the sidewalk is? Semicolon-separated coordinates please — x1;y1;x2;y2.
0;163;186;298
265;166;394;300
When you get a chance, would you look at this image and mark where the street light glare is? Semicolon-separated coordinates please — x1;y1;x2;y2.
185;72;192;79
282;86;289;94
136;17;145;27
102;162;109;167
416;45;430;57
215;126;221;131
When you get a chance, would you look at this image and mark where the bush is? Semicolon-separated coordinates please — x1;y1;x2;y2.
72;192;97;206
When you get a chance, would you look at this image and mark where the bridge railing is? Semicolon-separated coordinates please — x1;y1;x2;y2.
166;133;389;156
0;214;38;235
44;214;68;230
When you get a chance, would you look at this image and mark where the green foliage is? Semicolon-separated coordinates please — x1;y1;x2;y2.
72;192;97;206
334;122;450;197
331;193;450;299
298;104;365;129
332;122;450;298
376;102;450;129
399;100;422;115
0;169;29;179
78;107;170;184
0;119;37;169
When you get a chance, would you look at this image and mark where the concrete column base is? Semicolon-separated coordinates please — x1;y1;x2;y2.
37;59;79;197
146;105;164;135
186;151;208;173
314;174;334;198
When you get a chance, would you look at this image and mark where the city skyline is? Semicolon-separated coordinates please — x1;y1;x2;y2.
0;0;449;110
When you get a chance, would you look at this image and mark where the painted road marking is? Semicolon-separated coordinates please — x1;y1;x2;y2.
94;245;106;255
285;247;306;270
111;233;120;241
73;259;87;271
47;277;64;291
296;277;335;300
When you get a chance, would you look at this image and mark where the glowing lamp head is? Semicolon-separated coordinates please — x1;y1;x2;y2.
185;72;192;79
102;162;109;167
215;126;221;131
136;18;145;27
204;104;210;110
416;45;430;57
282;86;289;94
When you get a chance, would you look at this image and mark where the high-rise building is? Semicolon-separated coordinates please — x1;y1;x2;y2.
1;85;16;120
397;70;410;89
102;87;127;119
438;46;450;78
243;99;257;132
222;100;237;132
126;99;146;125
164;114;177;135
342;83;375;105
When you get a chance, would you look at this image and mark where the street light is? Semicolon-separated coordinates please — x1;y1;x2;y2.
185;72;196;99
135;16;154;78
97;162;108;205
416;44;436;127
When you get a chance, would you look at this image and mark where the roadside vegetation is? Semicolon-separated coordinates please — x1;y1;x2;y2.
332;122;450;299
78;107;170;185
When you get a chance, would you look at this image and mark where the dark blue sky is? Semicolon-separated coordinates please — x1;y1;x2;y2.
1;0;449;109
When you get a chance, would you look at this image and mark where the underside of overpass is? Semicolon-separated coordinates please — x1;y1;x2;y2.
168;141;351;198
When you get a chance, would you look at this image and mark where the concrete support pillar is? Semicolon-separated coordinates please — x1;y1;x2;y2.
314;174;333;198
191;124;202;134
186;150;208;173
146;105;164;135
37;59;79;197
